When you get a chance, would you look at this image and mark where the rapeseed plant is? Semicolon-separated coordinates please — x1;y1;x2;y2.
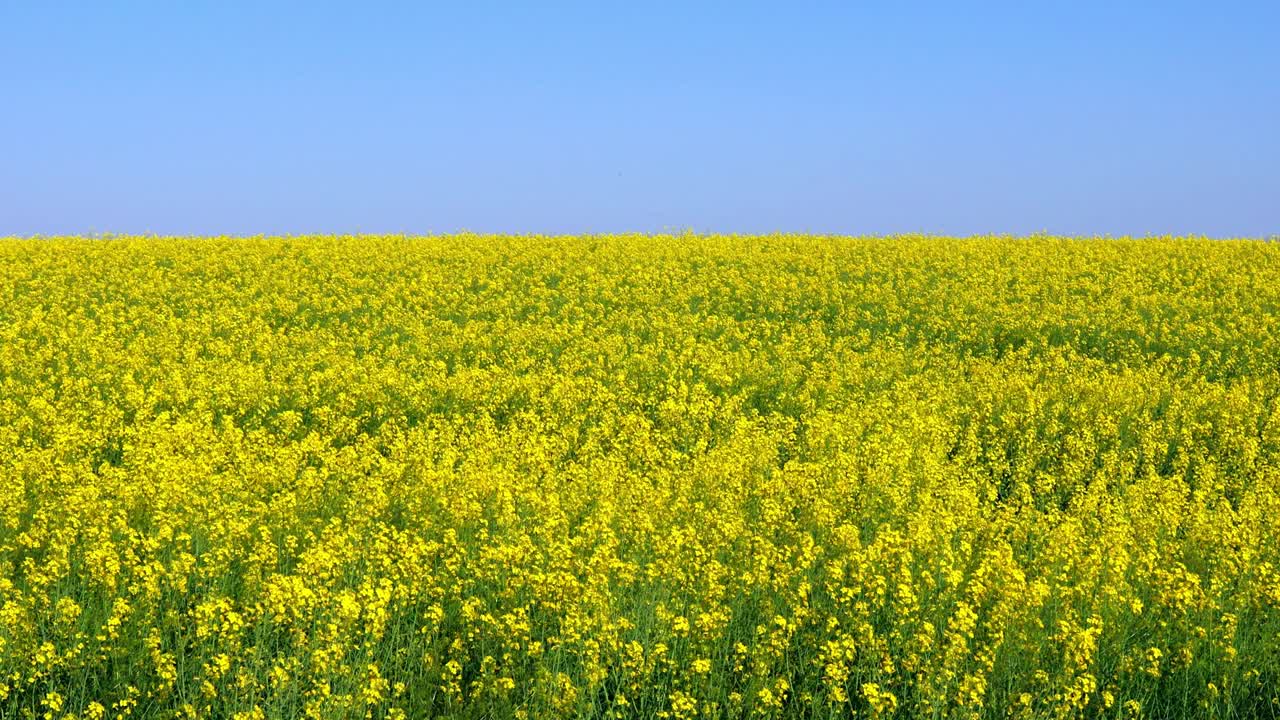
0;234;1278;718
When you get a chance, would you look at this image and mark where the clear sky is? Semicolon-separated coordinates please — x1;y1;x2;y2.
2;1;1276;237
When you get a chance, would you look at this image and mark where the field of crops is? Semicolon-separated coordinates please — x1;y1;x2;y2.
2;235;1279;719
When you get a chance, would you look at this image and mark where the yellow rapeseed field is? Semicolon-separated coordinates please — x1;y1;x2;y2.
2;234;1279;720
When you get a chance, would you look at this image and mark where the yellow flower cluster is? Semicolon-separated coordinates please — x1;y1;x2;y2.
1;234;1279;719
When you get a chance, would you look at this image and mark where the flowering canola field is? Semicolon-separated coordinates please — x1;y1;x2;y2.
2;234;1280;720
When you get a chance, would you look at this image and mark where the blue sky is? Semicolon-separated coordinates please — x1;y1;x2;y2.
2;1;1276;236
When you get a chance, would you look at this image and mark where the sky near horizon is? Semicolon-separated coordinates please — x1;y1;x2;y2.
2;1;1277;237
